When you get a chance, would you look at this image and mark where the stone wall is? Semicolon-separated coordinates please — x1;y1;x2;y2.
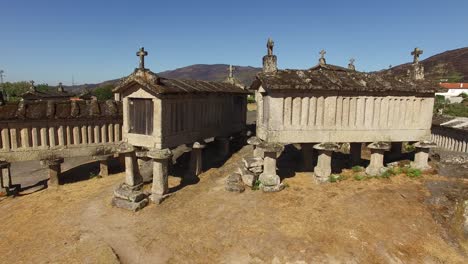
257;91;434;143
0;100;123;162
431;125;468;153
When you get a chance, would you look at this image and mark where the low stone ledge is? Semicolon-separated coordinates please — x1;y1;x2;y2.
147;149;173;160
313;142;340;151
367;142;391;150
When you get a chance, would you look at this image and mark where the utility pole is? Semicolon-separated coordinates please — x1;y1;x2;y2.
0;70;5;100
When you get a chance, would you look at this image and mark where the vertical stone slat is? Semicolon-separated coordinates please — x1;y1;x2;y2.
379;97;389;128
324;96;336;128
101;124;107;143
283;97;292;127
21;127;30;148
48;126;56;147
9;128;18;149
364;97;374;128
342;97;350;128
300;97;309;127
1;128;10;150
373;97;381;128
316;96;324;127
335;96;343;128
308;97;316;127
87;125;93;144
31;127;38;148
108;124;114;142
58;125;65;146
292;97;301;127
114;123;121;142
356;97;365;128
94;124;100;143
73;126;80;145
349;97;357;128
66;125;72;146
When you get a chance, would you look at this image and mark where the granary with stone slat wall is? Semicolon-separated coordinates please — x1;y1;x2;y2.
0;100;123;162
114;68;248;150
251;64;439;143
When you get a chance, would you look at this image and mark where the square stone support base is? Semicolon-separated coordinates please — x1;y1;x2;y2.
314;149;333;182
112;183;148;212
0;162;12;195
366;149;385;176
411;147;431;170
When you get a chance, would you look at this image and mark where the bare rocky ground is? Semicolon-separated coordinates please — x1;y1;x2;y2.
0;142;467;264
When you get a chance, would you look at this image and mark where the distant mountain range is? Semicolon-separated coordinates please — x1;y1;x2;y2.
67;47;467;92
382;47;467;82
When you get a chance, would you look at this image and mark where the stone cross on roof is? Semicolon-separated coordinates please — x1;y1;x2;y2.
228;65;234;79
267;38;274;56
348;58;356;71
319;50;327;65
57;82;64;93
136;47;148;69
411;47;423;64
29;80;36;92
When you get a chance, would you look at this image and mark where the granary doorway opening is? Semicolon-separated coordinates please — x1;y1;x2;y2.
129;98;153;135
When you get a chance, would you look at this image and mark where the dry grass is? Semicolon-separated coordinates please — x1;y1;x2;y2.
0;146;466;263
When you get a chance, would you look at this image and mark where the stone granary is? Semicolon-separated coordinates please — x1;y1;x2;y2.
0;99;123;194
111;47;248;210
248;39;440;190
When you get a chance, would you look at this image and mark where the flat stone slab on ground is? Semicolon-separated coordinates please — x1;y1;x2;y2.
113;183;147;203
111;197;148;212
225;173;245;193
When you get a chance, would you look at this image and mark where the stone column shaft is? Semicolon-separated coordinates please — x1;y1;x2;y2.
99;160;109;177
124;152;139;186
152;158;169;199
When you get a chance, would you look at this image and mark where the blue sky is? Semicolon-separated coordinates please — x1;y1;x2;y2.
0;0;467;85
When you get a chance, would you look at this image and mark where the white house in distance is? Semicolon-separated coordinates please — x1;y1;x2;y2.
436;83;468;102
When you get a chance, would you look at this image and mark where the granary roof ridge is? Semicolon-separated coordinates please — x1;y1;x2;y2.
0;100;122;121
251;63;440;93
114;67;249;94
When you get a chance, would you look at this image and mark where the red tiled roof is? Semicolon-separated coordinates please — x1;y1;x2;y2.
439;83;468;89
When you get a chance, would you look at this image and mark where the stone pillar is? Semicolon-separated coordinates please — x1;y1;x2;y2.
365;142;390;176
0;161;12;195
247;136;262;157
258;142;284;192
112;143;148;212
301;143;315;171
349;143;362;166
93;154;114;177
313;143;339;182
41;157;64;188
216;137;230;159
185;141;206;183
411;141;437;170
147;149;173;204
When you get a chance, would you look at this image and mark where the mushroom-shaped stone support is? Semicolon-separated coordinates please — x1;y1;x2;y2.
411;141;437;170
257;142;284;192
117;143;142;187
313;143;340;182
41;157;65;188
147;148;173;204
0;161;12;195
186;141;207;183
365;142;391;176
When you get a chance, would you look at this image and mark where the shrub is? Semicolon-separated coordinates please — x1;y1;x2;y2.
351;166;364;172
252;180;261;190
329;174;343;183
354;174;365;181
406;168;422;178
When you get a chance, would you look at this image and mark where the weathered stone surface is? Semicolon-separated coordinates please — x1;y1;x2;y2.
248;166;263;174
111;197;148;212
242;157;263;168
261;183;285;192
113;183;146;203
258;173;280;187
225;173;245;193
237;166;256;187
